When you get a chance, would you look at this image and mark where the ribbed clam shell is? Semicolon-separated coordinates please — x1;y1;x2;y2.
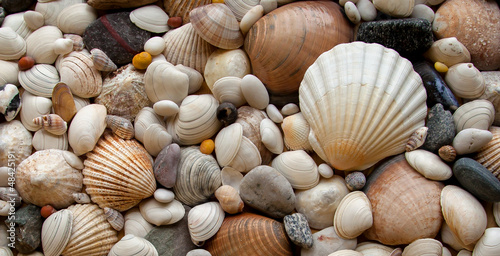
62;204;118;256
83;132;157;212
299;42;427;171
104;207;124;231
225;0;259;21
405;126;428;152
401;238;443;256
205;212;293;256
2;12;32;39
144;60;189;105
282;112;313;152
174;146;222;206
20;91;52;132
19;64;60;97
139;198;185;226
106;115;134;140
130;5;169;33
95;64;150;121
33;114;68;136
473;228;500;256
188;202;225;246
41;209;73;256
109;234;158;256
162;0;211;24
334;191;373;240
0;27;26;60
25;25;63;64
56;3;98;35
212;76;246;107
0;60;20;86
441;185;487;247
227;136;262;173
32;129;69;151
190;4;244;50
475;126;500;180
215;123;243;167
59;50;102;98
163;23;216;73
168;94;222;145
35;0;85;26
260;118;284;154
271;150;319;189
445;63;485;99
453;99;495;133
90;48;117;72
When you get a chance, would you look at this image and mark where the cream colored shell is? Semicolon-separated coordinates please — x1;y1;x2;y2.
32;126;67;151
445;63;485;99
355;242;394;256
41;209;73;256
212;76;246;107
204;48;251;90
144;60;189;105
260;118;284;154
401;238;443;256
25;25;63;64
139;198;185;226
453;99;495;133
56;3;98;35
24;11;45;31
373;0;414;17
225;0;260;21
215;123;243;167
334;191;373;240
0;27;27;61
134;107;165;144
130;5;169;33
59;50;103;98
35;0;85;26
109;234;158;256
188;201;225;246
424;37;471;67
124;207;154;238
2;12;32;39
473;228;500;256
0;60;19;85
68;104;107;156
20;91;52;132
271;150;319;190
19;64;60;97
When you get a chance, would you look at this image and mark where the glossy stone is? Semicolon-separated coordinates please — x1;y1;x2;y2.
453;158;500;202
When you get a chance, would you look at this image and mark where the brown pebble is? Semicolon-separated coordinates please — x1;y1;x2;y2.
18;56;35;71
168;17;182;28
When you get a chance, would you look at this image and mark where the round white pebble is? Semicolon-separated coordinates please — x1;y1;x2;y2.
318;163;334;179
153;100;179;117
345;1;361;24
266;104;284;123
144;36;166;56
240;5;264;35
281;103;300;116
241;74;269;110
356;0;377;22
154;188;175;203
410;4;435;23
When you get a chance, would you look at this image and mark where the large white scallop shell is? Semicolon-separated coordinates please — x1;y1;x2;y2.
130;5;169;33
299;42;427;171
25;25;63;64
188;201;225;246
0;27;27;60
56;3;98;35
334;191;373;240
18;64;60;97
109;234;158;256
271;150;319;190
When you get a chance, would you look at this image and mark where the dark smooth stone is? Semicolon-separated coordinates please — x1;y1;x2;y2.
4;204;42;254
453;157;500;202
83;12;151;65
421;103;455;153
356;18;433;58
2;0;34;13
154;143;181;188
284;213;313;249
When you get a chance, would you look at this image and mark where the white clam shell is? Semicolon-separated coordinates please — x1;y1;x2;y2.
134;107;165;144
473;227;500;256
144;36;166;56
153;100;179;117
0;60;20;85
271;150;319;189
404;149;452;181
441;221;472;251
260;118;284;154
68;104;107;156
345;1;361;24
139;198;185;226
32;129;69;151
109;234;159;256
334;191;373;240
445;63;485;99
239;4;264;35
41;209;73;256
402;238;443;256
175;64;204;94
453;99;495;133
35;0;85;26
130;5;169;33
19;64;59;97
355;241;394;256
241;74;269;110
24;11;45;31
282;112;312;152
221;166;244;191
20;91;52;132
3;12;32;39
424;37;471;67
143;123;172;157
225;0;259;21
441;185;487;248
204;48;251;90
0;27;27;60
25;25;63;64
124;207;154;238
215;123;243;167
227;136;262;173
328;250;363;256
59;50;103;98
212;76;246;107
188;202;225;246
56;3;98;35
145;60;189;105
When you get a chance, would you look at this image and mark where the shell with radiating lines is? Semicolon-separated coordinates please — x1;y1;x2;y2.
453;99;495;133
19;64;60;98
41;209;73;256
282;112;313;152
56;3;98;35
334;191;373;240
59;50;103;98
82;132;156;212
225;0;260;21
271;150;319;190
109;234;158;256
299;42;428;171
188;202;225;246
162;0;211;24
91;48;117;72
475;126;500;180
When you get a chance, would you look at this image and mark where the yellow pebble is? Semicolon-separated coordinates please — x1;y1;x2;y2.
212;0;224;3
200;139;215;155
434;61;449;73
132;52;152;70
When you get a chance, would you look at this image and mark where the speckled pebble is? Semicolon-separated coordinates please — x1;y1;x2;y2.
421;104;456;153
241;74;269;110
452;128;493;155
318;163;334;179
284;213;314;249
266;104;283;123
154;188;175;203
453;157;500;202
345;171;366;190
5;204;41;254
281;103;300;116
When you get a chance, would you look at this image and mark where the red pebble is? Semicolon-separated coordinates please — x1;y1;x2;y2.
41;205;57;218
167;17;182;28
18;56;35;71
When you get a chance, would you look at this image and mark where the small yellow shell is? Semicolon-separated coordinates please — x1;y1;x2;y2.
132;52;153;70
200;139;215;154
435;62;449;73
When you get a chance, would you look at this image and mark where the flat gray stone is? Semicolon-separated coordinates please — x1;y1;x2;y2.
284;213;313;249
453;157;500;202
4;204;41;254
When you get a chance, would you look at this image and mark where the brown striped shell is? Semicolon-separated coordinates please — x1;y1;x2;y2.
82;132;156;212
162;0;211;24
106;115;135;139
33;114;68;136
439;145;457;162
91;48;117;72
475;126;500;180
59;50;103;98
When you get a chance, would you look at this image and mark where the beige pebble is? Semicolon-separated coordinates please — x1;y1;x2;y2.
281;103;299;116
410;4;434;23
240;5;264;36
241;74;269;110
318;163;334;179
356;0;377;21
373;0;414;18
144;36;166;56
452;128;493;155
260;0;277;14
154;188;175;203
153;100;179;117
344;1;361;24
405;149;452;181
266;104;284;123
0;167;9;187
340;0;359;6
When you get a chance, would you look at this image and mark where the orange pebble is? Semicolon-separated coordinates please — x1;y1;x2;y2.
167;17;182;29
132;51;152;70
41;205;57;218
18;56;35;71
200;139;215;154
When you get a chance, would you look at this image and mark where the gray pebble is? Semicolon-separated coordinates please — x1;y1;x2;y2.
453;157;500;202
421;104;456;153
283;213;313;249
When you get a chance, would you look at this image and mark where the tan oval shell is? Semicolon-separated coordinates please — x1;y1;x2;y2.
139;198;185;226
106;115;134;140
15;149;83;209
401;238;443;256
473;227;500;256
41;209;73;256
52;82;78;122
161;0;211;24
441;185;487;247
19;63;60;97
271;150;319;190
423;37;471;67
334;191;373;240
62;203;118;256
162;23;216;73
108;234;158;256
59;50;103;98
20;91;52;132
445;63;485;99
68;104;107;156
0;27;27;60
32;129;69;151
188;201;225;246
25;25;63;64
453;99;495;133
475;126;500;180
83;132;156;211
104;207;124;231
215;185;244;214
33;114;68;136
56;3;98;35
282;112;313;152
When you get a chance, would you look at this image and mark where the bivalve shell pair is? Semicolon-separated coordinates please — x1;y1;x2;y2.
19;64;60;98
0;27;26;60
59;50;102;98
130;5;169;33
109;234;158;256
334;191;373;240
299;42;427;171
82;132;157;212
188;202;225;246
271;150;319;190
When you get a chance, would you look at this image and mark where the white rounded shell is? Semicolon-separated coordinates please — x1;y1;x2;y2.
130;5;169;33
109;234;158;256
0;27;26;60
188;201;225;246
271;150;319;190
299;42;427;171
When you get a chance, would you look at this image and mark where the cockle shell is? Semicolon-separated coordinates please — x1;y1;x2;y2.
68;104;107;156
271;150;319;190
15;149;83;209
109;234;158;256
167;94;222;145
299;42;427;171
174;146;222;206
104;207;124;231
35;0;85;26
106;115;134;139
204;49;251;90
95;64;150;121
211;76;247;107
32;129;69;151
441;185;487;248
334;191;373;240
19;64;60;97
244;1;353;95
130;5;169;34
401;238;443;256
445;63;485;99
144;60;189;105
24;11;45;31
215;185;244;214
281;112;313;152
475;126;500;180
90;48;117;72
405;126;428;152
190;4;244;50
33;114;68;135
83;132;156;212
423;37;471;67
453;99;495;133
0;60;20;86
163;23;216;73
41;209;73;256
52;82;77;122
162;0;211;24
2;12;32;39
56;3;98;35
139;198;185;226
225;0;259;21
0;27;26;60
25;25;63;64
59;50;102;98
473;228;500;256
204;212;293;256
188;201;225;246
260;118;284;154
20;91;51;131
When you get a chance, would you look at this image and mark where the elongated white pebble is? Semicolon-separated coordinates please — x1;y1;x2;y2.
266;104;284;123
410;4;434;23
154;188;175;203
340;0;359;6
318;163;334;178
281;103;299;116
345;1;361;24
356;0;377;21
240;5;264;35
153;100;179;117
144;36;166;56
241;74;269;110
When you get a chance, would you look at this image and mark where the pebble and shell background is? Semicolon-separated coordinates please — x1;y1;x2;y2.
0;0;500;255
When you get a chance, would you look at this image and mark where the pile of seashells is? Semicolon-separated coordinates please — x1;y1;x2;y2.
0;0;500;255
